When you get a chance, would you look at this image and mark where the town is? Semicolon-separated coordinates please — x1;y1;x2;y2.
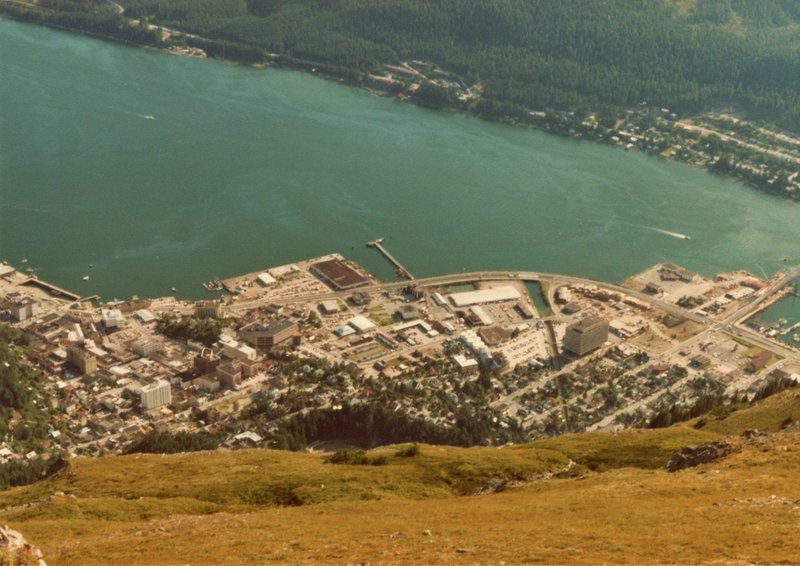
1;248;798;460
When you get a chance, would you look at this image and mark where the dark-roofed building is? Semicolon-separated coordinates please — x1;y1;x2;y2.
310;259;369;291
659;263;696;283
478;326;512;347
563;316;609;356
194;348;220;377
67;345;97;375
240;319;298;349
396;305;419;321
514;302;535;319
747;350;772;373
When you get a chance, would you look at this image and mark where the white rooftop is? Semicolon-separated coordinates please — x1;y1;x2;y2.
453;354;478;369
349;315;376;333
449;286;521;307
135;309;157;323
257;272;277;286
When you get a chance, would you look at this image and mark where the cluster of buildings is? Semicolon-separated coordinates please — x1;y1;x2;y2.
0;254;797;457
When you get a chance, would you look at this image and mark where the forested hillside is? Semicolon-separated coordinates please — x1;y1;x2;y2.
0;328;63;488
4;0;799;129
120;0;800;129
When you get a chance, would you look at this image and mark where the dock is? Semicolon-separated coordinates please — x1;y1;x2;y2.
21;277;81;301
367;238;414;280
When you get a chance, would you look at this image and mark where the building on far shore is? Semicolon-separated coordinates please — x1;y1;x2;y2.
563;316;609;356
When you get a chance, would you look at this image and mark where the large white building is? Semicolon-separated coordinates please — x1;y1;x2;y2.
140;379;171;410
222;339;257;361
348;315;376;334
102;308;124;329
10;298;38;322
449;286;521;307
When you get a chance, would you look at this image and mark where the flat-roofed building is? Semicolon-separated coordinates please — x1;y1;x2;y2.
0;264;15;278
101;308;124;329
319;300;339;315
222;340;257;361
563;316;609;356
131;338;162;357
256;272;277;287
396;305;419;321
468;306;493;326
67;345;97;375
194;347;220;376
310;259;369;290
195;301;223;319
9;298;38;322
240;319;298;349
348;315;376;334
134;309;157;323
479;326;511;347
140;379;171;410
216;361;242;389
449;286;521;307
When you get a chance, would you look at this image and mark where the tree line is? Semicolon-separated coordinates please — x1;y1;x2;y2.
4;0;799;130
265;403;527;451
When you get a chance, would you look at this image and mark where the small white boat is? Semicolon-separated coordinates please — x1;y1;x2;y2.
171;287;177;293
21;258;28;264
82;275;90;281
143;115;155;120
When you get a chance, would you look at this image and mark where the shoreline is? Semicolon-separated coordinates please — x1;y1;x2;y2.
1;10;798;202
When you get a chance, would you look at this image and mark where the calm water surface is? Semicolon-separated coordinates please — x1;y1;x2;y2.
1;19;799;300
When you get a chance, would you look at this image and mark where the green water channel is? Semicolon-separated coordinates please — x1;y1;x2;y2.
1;19;799;301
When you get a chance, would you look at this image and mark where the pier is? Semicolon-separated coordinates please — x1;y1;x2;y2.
21;277;81;301
367;238;414;280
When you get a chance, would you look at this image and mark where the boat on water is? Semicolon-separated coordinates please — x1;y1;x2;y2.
203;279;224;292
170;287;177;293
82;275;90;281
20;258;28;264
143;115;155;120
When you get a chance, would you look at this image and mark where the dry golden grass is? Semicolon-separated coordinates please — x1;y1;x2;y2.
2;392;800;564
696;388;800;435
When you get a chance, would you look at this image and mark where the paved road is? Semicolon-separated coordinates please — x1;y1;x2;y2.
229;265;798;354
675;120;800;166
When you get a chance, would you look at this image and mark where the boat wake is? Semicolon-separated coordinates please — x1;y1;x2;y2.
647;227;691;240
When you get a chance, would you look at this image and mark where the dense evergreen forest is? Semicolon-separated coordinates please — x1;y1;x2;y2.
8;0;797;130
264;403;527;450
124;429;219;454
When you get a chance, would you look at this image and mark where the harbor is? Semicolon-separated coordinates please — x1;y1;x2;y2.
20;276;81;302
746;280;800;347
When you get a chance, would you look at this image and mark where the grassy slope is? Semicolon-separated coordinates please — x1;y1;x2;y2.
1;389;799;564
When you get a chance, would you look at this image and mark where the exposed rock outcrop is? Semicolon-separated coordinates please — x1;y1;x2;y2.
666;441;739;472
0;525;46;566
